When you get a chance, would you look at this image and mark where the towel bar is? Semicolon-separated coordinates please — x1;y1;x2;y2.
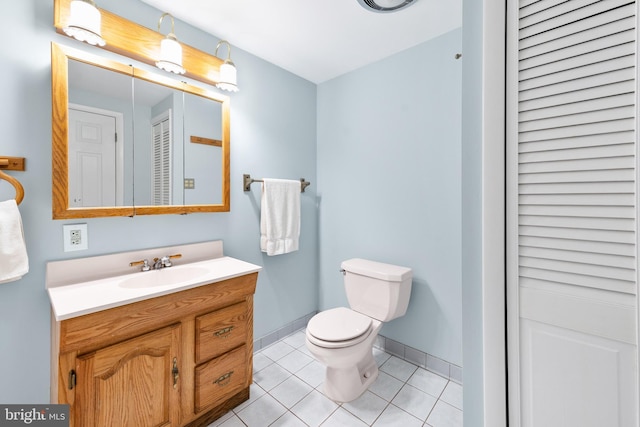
243;174;310;193
0;157;26;171
0;156;25;205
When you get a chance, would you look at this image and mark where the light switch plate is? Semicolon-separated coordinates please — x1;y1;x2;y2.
63;224;88;252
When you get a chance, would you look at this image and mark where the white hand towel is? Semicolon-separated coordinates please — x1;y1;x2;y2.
260;179;301;256
0;199;28;284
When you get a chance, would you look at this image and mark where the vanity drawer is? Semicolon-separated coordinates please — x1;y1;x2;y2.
195;301;248;363
194;345;247;413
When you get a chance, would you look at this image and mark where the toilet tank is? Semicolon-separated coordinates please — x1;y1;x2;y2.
342;258;412;322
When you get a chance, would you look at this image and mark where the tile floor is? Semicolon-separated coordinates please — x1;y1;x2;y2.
208;330;463;427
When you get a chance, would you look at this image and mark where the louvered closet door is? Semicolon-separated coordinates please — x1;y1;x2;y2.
152;118;172;205
508;1;639;426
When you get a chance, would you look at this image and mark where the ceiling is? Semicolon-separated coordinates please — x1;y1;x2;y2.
138;0;462;84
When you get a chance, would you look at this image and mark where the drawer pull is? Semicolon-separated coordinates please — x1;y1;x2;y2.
213;371;234;386
172;358;179;389
214;326;234;338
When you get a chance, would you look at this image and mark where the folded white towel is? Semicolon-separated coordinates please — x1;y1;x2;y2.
260;179;300;256
0;199;28;284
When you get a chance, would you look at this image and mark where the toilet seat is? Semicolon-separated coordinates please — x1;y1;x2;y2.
307;307;373;349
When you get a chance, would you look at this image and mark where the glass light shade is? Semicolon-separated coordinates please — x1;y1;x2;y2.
216;61;238;92
156;37;185;75
63;0;106;46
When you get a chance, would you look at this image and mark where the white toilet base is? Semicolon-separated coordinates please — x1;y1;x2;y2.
306;314;385;403
322;349;379;402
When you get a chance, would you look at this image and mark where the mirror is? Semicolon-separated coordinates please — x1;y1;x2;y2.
66;59;134;209
184;92;224;205
52;43;230;219
130;76;186;207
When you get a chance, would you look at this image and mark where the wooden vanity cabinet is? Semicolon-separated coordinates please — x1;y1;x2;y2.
51;272;258;427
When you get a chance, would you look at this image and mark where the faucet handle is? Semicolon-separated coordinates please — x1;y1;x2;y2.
162;254;182;268
130;259;150;271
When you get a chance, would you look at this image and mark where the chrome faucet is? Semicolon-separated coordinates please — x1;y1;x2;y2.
153;253;182;270
130;253;182;271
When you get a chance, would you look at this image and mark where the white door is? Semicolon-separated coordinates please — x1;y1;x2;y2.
507;1;639;426
68;106;120;207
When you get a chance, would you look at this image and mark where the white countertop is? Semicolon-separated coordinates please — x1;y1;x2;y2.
48;256;262;321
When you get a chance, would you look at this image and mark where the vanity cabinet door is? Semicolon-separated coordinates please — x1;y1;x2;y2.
73;324;181;427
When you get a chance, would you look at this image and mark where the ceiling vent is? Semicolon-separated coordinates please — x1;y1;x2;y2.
357;0;417;13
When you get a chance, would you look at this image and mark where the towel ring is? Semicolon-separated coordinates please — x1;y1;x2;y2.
0;170;24;205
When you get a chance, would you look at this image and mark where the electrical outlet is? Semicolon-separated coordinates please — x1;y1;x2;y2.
63;224;88;252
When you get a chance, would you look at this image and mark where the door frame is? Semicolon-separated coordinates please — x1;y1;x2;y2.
460;0;507;425
505;0;521;423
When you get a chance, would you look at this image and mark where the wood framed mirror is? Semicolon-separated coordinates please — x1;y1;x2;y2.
52;43;230;219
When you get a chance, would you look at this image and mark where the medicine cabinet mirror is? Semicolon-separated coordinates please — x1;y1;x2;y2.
52;43;230;219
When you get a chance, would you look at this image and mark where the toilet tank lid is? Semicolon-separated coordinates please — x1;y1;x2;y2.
341;258;412;282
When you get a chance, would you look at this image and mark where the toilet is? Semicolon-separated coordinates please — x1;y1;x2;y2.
305;258;412;402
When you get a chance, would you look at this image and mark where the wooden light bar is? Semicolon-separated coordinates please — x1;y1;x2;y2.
53;0;224;87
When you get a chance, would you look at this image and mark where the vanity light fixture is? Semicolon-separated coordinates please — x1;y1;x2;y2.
214;40;239;92
62;0;106;46
156;13;185;75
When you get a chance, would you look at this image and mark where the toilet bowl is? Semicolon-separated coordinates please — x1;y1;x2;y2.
306;307;383;402
305;259;412;402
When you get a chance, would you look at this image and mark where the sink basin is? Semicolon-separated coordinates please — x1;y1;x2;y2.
119;266;209;289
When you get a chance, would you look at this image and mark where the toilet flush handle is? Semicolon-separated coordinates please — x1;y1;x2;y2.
339;268;346;275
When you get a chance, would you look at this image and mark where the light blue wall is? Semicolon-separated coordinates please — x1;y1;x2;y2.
1;0;470;407
0;0;317;403
317;29;463;366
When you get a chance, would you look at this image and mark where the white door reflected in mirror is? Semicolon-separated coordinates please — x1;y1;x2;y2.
68;105;124;207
